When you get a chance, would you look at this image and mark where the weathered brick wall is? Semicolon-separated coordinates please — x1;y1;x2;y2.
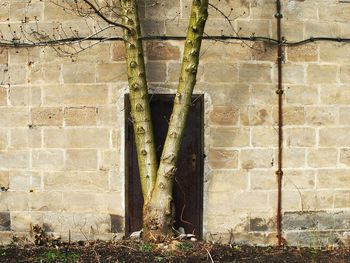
0;0;350;246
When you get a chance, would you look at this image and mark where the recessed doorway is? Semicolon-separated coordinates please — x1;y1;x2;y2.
124;94;204;239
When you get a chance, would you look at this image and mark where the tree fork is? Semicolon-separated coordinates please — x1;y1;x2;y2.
143;0;209;242
120;0;157;201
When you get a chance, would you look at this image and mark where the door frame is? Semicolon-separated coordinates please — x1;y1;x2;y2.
124;93;204;239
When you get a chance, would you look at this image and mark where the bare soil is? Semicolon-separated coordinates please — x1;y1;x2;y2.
0;239;350;262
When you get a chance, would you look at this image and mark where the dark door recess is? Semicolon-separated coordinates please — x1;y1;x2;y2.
125;94;204;239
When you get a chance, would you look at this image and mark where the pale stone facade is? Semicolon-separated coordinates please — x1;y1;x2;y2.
0;0;350;246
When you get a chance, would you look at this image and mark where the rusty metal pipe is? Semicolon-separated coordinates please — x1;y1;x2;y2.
275;0;284;247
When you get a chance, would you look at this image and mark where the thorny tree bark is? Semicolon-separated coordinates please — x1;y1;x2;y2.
120;0;208;242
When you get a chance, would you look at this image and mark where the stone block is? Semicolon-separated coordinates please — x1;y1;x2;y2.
66;149;98;171
317;169;350;189
200;42;252;62
100;150;119;171
283;170;315;190
10;1;43;21
206;213;249;234
10;128;41;149
320;85;350;105
95;193;124;215
340;148;350;167
305;21;340;38
279;63;305;84
145;62;167;83
44;128;110;148
30;192;63;211
308;148;338;168
2;192;30;211
31;107;63;127
305;107;338;126
167;62;180;82
0;131;8;150
251;42;276;62
96;63;127;83
208;171;247;192
251;127;276;147
0;87;7;106
0;212;10;231
287;44;318;62
203;63;238;83
210;127;250;147
274;106;305;126
283;211;329;231
319;4;350;22
269;190;302;211
0;150;29;169
209;106;239;126
284;231;338;247
146;41;180;60
0;48;8;64
300;190;334;211
9;86;41;106
8;65;27;85
44;2;81;21
282;148;306;168
142;20;165;36
285;85;318;105
320;43;350;63
250;170;276;190
10;212;32;232
237;20;270;38
250;214;276;232
43;84;109;106
232;192;270;212
284;128;316;147
240;105;273;126
43;171;109;191
64;107;97;126
207;191;235;216
111;42;126;61
0;108;29;127
340;65;350;83
62;63;95;84
32;149;64;170
239;63;272;83
208;0;249;19
42;212;110;235
208;148;238;169
30;64;61;85
97;106;118;126
307;64;338;84
241;149;274;170
198;83;250;106
334;191;350;209
144;0;180;19
250;84;276;105
108;171;123;192
0;171;9;190
319;128;350;147
9;171;41;192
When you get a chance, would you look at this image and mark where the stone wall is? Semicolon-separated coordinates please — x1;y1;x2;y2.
1;0;350;246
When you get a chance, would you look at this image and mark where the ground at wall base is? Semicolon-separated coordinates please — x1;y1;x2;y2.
0;239;350;262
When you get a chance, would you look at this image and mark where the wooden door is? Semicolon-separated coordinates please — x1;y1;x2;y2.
125;94;204;239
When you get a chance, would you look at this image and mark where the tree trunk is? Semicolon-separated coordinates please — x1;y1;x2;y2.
143;0;209;242
120;0;158;201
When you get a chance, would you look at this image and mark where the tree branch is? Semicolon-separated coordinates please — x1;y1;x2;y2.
81;0;130;31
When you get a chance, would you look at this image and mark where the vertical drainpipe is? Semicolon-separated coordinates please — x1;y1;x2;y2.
275;0;284;247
